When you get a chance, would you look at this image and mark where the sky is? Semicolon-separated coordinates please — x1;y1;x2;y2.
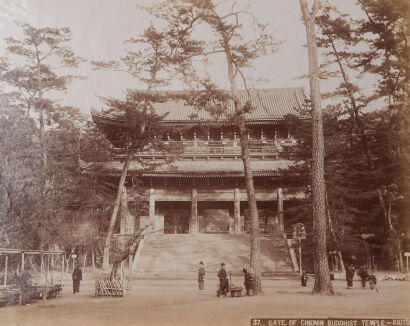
0;0;363;114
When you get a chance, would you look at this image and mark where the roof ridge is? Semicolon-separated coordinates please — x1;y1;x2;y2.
123;87;304;93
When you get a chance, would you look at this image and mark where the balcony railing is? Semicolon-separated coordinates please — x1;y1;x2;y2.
112;139;295;158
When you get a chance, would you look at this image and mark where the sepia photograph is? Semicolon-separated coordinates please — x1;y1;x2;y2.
0;0;409;325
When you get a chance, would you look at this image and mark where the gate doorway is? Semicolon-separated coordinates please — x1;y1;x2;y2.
198;202;232;233
164;209;189;234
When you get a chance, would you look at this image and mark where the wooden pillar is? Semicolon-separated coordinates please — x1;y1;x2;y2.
149;188;155;218
277;188;284;232
190;188;198;234
4;255;8;286
21;252;25;273
61;254;64;283
234;188;241;234
128;255;133;270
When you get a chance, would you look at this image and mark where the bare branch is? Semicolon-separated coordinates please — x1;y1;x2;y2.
232;59;250;97
312;0;320;17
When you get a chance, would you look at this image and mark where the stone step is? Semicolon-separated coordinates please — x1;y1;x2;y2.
135;233;293;273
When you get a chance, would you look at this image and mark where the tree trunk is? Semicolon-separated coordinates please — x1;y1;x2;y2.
377;189;404;271
102;153;133;270
219;29;262;294
91;246;96;271
37;90;49;197
83;251;88;271
326;194;345;273
238;120;262;294
110;226;147;280
299;0;334;295
396;237;404;272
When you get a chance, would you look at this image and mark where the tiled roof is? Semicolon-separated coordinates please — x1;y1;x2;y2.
84;159;294;177
92;88;306;124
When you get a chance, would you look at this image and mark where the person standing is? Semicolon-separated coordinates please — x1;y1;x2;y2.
345;264;355;289
198;261;205;291
243;267;255;295
217;263;229;297
72;265;82;294
300;270;308;287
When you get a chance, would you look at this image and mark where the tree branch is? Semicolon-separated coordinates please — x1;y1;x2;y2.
312;0;320;17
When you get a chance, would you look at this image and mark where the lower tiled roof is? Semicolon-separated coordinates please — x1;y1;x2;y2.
83;159;294;177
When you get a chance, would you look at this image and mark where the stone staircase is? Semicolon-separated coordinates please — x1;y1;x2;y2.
134;233;293;274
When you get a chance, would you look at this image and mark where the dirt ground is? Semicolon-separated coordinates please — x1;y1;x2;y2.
1;277;409;326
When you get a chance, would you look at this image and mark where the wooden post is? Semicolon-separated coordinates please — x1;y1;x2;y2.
299;240;303;276
149;188;155;219
120;261;124;283
91;247;96;271
277;188;284;232
47;253;50;284
190;188;198;234
234;188;241;234
128;255;133;271
21;252;25;273
4;255;8;286
61;254;64;284
120;261;125;298
42;254;47;305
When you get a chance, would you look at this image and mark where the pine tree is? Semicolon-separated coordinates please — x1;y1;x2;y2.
92;23;201;270
314;0;409;271
0;23;84;194
299;0;335;295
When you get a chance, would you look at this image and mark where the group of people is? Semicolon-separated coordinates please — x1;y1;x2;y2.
346;264;378;292
299;265;377;292
197;261;255;297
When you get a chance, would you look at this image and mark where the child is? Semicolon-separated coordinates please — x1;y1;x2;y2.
301;270;308;287
357;266;369;288
367;274;379;293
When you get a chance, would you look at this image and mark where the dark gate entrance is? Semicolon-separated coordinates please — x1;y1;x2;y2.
164;209;190;234
198;202;232;233
201;209;230;233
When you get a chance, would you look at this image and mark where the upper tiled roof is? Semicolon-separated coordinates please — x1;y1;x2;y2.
92;88;306;124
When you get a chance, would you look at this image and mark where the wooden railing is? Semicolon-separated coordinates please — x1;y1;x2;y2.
112;139;294;158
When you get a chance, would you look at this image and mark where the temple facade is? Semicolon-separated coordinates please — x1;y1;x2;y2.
88;88;306;237
86;88;306;272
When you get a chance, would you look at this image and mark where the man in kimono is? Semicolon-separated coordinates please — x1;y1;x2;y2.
345;264;355;289
198;261;205;291
72;265;82;294
243;267;255;295
217;263;229;297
